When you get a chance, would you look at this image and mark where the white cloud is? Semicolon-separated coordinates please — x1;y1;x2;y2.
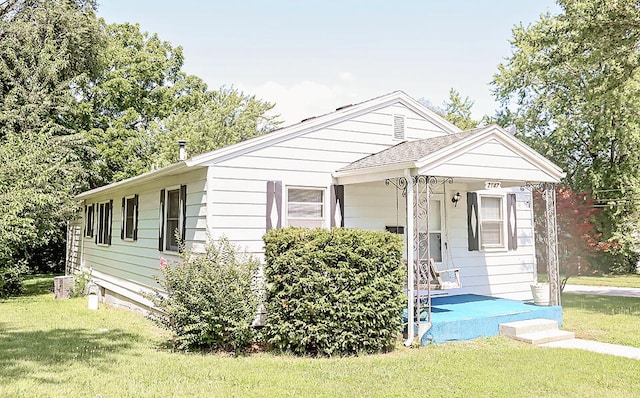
242;76;359;126
337;71;355;82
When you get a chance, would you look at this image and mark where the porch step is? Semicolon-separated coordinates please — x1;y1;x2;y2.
511;329;575;345
499;318;558;337
499;318;575;345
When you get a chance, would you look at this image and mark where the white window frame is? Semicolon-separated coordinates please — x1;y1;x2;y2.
96;201;111;246
123;195;137;241
478;193;507;251
163;186;183;253
286;186;326;228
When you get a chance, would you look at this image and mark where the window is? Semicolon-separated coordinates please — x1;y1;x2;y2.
479;195;504;249
468;192;517;252
287;188;324;228
84;204;94;238
121;195;139;241
96;200;113;245
160;186;186;252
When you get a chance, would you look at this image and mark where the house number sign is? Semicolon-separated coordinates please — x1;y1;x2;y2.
485;181;502;189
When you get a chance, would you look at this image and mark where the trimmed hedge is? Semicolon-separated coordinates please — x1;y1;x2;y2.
263;227;405;356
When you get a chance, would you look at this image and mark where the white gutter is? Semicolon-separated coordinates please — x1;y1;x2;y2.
404;168;415;346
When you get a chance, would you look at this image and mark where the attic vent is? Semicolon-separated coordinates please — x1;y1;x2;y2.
393;115;405;140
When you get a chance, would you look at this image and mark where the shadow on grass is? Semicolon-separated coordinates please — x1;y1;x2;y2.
0;324;143;384
21;274;60;296
562;293;640;316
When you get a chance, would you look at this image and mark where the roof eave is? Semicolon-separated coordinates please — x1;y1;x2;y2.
75;161;196;200
333;161;416;179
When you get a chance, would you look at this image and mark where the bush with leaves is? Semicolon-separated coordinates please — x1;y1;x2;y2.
0;260;28;298
148;237;261;353
263;227;405;356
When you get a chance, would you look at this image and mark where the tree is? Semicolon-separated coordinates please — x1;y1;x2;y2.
81;22;280;184
492;0;640;265
0;0;102;290
80;21;208;185
150;87;280;167
442;89;478;130
0;1;281;293
532;187;619;289
420;89;479;130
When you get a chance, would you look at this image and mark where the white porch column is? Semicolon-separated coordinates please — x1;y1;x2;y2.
404;169;415;345
544;183;561;306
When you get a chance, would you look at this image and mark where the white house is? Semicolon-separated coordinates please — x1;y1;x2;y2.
66;91;564;319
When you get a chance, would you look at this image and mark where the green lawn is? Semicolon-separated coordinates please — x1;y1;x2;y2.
562;293;640;347
567;274;640;288
1;275;640;397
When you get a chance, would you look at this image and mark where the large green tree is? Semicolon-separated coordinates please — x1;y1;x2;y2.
0;1;280;291
0;0;102;291
80;22;209;185
81;22;279;184
492;0;640;263
150;87;280;167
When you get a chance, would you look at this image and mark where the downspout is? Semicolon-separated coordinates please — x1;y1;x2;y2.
404;168;415;346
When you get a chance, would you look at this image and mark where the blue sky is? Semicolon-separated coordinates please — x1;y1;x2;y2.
97;1;560;125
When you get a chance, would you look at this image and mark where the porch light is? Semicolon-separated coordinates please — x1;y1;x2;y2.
452;192;461;207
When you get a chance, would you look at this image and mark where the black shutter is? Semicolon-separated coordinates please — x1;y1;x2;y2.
467;192;479;251
330;184;344;227
95;203;99;244
266;180;283;231
95;205;98;244
180;185;187;246
133;194;139;241
107;199;113;245
90;204;95;237
159;189;165;251
507;193;518;250
121;197;125;240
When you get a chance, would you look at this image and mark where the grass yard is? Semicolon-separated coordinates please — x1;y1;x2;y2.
561;293;640;347
567;274;640;288
1;276;640;397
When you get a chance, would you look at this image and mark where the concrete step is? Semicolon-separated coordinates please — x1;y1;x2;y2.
511;329;575;345
499;318;558;338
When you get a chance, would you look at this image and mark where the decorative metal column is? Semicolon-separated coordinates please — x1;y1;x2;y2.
413;175;431;325
544;183;561;306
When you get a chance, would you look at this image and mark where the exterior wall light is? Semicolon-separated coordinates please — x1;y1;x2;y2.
452;192;461;207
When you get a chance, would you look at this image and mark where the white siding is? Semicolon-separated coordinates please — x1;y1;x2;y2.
208;103;451;256
343;182;536;300
72;97;549;311
78;168;208;298
424;139;552;182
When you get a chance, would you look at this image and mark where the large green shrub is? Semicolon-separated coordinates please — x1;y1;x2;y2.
0;259;28;298
148;237;261;353
263;228;405;356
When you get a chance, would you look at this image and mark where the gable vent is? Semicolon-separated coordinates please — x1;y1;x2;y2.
393;115;405;140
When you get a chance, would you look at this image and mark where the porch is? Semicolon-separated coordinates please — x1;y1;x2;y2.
408;294;563;344
334;125;566;346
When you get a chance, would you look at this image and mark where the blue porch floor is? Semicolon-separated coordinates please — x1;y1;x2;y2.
408;294;563;345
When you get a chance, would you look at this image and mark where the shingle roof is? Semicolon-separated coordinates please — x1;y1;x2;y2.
338;129;481;172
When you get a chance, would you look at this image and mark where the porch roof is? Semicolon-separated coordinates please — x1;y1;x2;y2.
333;124;565;185
337;129;480;172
